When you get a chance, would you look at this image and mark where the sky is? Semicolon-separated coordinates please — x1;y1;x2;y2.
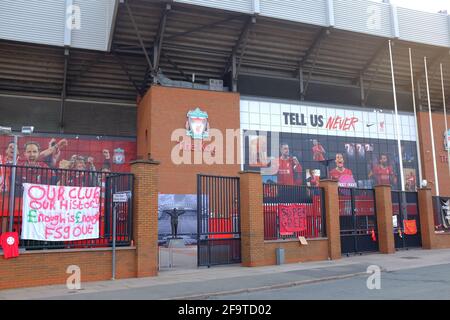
376;0;449;13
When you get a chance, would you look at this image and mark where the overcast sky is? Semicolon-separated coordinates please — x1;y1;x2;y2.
376;0;449;13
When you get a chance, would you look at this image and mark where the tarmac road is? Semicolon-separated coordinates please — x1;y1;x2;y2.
209;263;450;300
2;248;450;300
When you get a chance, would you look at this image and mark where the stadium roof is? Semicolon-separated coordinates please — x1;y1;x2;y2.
0;0;449;111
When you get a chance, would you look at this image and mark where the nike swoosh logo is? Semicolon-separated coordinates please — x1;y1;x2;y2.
366;124;375;127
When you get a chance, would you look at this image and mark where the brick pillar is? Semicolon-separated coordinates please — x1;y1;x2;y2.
418;188;435;249
374;185;395;254
321;180;341;260
239;171;265;267
130;159;160;277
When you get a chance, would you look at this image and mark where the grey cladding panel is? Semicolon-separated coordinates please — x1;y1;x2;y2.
330;0;393;37
397;8;450;47
0;96;136;137
174;0;253;13
260;0;328;26
0;0;65;47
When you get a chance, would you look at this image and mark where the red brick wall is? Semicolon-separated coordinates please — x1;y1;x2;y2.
263;239;329;265
417;112;450;196
137;86;241;194
0;248;136;290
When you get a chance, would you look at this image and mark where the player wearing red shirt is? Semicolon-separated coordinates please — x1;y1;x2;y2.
369;154;397;186
17;142;51;185
276;144;302;186
405;171;417;191
312;139;326;162
0;141;18;192
329;153;356;187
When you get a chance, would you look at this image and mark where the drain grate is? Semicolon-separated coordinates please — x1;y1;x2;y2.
400;257;420;260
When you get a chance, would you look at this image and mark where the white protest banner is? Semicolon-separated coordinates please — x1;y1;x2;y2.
21;183;101;241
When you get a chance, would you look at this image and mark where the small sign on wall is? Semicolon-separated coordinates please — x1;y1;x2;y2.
298;236;308;245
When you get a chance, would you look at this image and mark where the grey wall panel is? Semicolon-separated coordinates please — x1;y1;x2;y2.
0;0;65;47
0;0;117;52
398;8;450;48
63;101;136;136
174;0;253;14
71;0;118;51
259;0;328;26
238;74;412;112
334;0;393;38
0;96;136;137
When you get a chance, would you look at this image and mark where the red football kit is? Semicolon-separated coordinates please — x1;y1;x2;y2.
312;145;326;161
1;232;19;259
372;165;395;185
277;157;302;186
329;168;353;181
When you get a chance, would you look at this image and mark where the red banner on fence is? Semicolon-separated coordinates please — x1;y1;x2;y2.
278;204;307;236
403;220;417;235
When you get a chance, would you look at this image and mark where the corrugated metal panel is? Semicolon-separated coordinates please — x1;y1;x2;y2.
259;0;328;27
71;0;118;51
0;0;65;47
174;0;253;14
0;0;117;52
334;0;392;38
397;8;450;48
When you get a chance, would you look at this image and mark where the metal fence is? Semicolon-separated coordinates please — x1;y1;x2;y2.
339;188;378;255
0;164;133;250
197;174;241;267
391;191;421;249
263;183;326;241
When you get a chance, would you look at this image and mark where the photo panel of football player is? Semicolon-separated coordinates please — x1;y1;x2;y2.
368;153;397;187
275;143;303;186
312;139;326;162
329;153;357;188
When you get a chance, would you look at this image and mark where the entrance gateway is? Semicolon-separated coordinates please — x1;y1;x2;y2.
197;174;241;267
392;191;422;250
339;188;379;255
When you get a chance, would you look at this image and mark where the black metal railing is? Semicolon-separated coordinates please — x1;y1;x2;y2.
0;164;133;250
197;174;241;267
263;183;326;241
338;188;378;254
391;191;421;249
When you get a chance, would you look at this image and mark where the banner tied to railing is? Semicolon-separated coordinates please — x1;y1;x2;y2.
21;184;101;241
278;204;307;236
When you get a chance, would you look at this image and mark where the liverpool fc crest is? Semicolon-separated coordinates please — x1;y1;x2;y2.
186;108;209;140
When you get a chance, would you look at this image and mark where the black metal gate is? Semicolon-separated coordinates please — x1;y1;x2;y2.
392;191;421;250
339;188;379;255
197;174;241;267
104;173;134;246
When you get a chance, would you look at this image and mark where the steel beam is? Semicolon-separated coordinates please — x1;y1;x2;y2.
124;0;154;73
114;53;144;96
362;51;386;106
296;28;329;74
223;16;256;80
359;41;387;77
299;28;330;98
153;3;171;81
415;49;449;86
59;48;70;132
161;51;190;82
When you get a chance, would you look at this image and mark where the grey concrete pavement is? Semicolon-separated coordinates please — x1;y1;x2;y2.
210;263;450;300
1;248;450;300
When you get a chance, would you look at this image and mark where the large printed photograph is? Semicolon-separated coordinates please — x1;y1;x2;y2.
244;131;419;191
0;133;136;174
